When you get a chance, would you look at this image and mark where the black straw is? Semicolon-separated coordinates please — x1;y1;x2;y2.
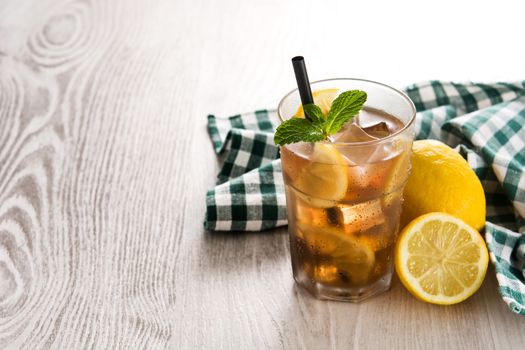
291;56;314;121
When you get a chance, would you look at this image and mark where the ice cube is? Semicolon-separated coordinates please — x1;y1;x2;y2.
334;124;386;165
359;223;396;252
346;164;371;189
367;143;395;163
334;199;385;235
333;123;379;143
285;142;314;158
292;189;331;227
362;122;391;138
382;144;411;193
314;264;339;283
345;160;393;196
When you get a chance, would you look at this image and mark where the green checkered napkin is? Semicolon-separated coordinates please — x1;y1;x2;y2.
205;81;525;315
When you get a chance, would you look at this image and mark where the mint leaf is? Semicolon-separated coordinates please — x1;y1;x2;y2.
273;89;367;145
303;103;325;124
324;90;367;135
274;117;325;145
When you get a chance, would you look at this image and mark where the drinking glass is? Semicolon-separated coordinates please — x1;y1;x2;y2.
279;78;416;301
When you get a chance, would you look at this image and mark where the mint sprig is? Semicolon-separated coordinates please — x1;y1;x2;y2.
273;118;324;145
274;90;367;146
302;104;325;124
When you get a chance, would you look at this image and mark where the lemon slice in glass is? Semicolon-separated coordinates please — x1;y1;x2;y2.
294;143;348;208
297;222;375;284
395;212;489;305
295;88;339;118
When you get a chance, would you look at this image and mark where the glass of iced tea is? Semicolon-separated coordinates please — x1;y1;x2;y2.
279;78;416;301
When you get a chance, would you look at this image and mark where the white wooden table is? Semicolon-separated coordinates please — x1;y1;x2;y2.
1;0;525;348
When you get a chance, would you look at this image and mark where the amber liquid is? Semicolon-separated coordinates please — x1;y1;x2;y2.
281;108;410;301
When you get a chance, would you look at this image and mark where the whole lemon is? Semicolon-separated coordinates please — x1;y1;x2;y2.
401;140;486;231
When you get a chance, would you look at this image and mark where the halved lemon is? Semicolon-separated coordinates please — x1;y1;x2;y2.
297;222;375;284
294;143;348;208
295;88;339;118
395;212;489;305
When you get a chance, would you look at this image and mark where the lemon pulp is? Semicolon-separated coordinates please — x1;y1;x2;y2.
297;222;375;284
293;143;348;208
395;212;489;305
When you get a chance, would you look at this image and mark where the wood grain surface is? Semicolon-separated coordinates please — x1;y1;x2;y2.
1;0;525;349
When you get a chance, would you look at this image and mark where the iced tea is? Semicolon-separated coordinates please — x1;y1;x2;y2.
279;79;416;301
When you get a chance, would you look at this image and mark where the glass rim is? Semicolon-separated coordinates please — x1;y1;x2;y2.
277;77;417;147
